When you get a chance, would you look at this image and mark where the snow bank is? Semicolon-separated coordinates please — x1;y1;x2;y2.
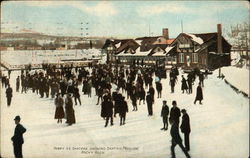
221;66;249;97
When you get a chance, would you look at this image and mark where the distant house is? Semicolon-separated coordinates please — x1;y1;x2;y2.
170;24;231;70
102;25;231;70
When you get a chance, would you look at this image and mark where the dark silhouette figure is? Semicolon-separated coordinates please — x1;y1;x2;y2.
156;82;162;98
161;100;169;130
11;116;26;158
170;119;191;158
180;109;191;151
65;94;76;125
6;84;13;106
119;96;128;125
181;75;188;93
146;92;153;116
169;101;181;125
16;76;20;92
102;97;114;127
194;83;203;104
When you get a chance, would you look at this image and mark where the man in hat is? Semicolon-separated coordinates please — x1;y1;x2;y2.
11;116;26;158
170;119;191;158
161;100;169;130
169;101;181;126
180;109;191;151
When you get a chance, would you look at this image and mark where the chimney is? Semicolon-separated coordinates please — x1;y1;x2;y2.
162;28;169;39
217;24;223;54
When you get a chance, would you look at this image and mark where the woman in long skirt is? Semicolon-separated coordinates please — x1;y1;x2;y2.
54;93;65;123
65;94;76;125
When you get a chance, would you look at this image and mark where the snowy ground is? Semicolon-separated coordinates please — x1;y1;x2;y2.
221;66;249;97
0;70;249;158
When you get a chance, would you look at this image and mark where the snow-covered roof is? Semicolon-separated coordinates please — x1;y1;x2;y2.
135;40;143;45
115;42;121;48
185;33;204;44
165;46;174;53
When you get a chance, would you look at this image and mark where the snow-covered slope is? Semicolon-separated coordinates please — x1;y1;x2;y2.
0;70;249;158
221;66;249;97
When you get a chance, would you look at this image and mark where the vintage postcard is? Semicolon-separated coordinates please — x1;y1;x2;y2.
0;1;249;158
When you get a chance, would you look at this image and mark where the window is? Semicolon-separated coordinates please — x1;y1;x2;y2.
158;39;161;43
179;44;190;48
192;53;198;63
179;53;184;63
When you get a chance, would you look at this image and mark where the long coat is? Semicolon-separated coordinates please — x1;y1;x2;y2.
11;124;26;145
54;96;65;119
181;78;188;90
195;85;203;101
65;96;76;124
101;100;113;117
180;113;191;133
161;105;169;123
6;87;13;98
170;122;182;144
119;100;128;116
170;107;181;124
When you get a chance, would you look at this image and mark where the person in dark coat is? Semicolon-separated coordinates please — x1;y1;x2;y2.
11;116;26;158
149;85;155;103
169;101;181;125
102;97;114;127
112;90;120;117
199;73;204;87
156;81;162;98
6;84;13;106
187;75;193;94
54;93;65;123
170;77;176;93
65;94;76;125
146;92;153;116
138;87;146;105
170;119;191;158
181;75;188;93
16;76;20;92
194;82;203;104
180;109;191;151
161;100;169;130
73;85;81;105
119;96;128;125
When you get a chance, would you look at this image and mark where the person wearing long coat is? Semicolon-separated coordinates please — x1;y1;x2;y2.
169;101;181;125
146;92;153;116
180;109;191;151
54;93;65;123
101;97;114;127
170;119;191;158
156;81;162;98
194;82;203;104
65;94;76;125
181;75;188;93
6;84;13;106
119;96;128;125
161;100;169;130
73;86;81;105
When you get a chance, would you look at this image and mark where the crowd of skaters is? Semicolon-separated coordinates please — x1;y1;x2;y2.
1;63;207;158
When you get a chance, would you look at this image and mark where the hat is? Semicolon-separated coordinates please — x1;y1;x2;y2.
181;109;186;113
14;116;21;121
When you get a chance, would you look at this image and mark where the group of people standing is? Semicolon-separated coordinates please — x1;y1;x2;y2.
1;63;208;158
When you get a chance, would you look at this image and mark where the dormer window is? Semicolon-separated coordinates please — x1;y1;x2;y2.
158;39;161;43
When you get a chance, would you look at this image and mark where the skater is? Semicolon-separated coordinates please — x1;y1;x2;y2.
181;75;188;93
119;96;128;126
102;97;114;127
156;81;162;98
169;101;181;125
194;82;203;104
65;94;76;125
6;84;13;106
16;76;20;92
187;75;193;94
180;109;191;151
170;77;176;93
73;85;81;105
54;93;65;123
146;92;153;116
170;119;191;158
148;85;155;103
161;100;169;130
11;116;26;158
199;73;204;87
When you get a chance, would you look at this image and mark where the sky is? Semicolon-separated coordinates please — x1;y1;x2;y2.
1;1;249;38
